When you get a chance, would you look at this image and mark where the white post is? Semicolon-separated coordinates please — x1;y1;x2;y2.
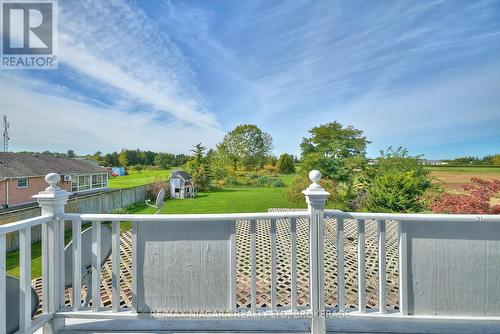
33;173;71;334
303;170;329;334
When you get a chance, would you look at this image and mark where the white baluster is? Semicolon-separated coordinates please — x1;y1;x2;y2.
19;227;32;331
398;221;408;315
378;219;387;314
357;219;366;313
271;219;277;312
336;218;345;312
111;221;120;312
72;220;82;311
92;221;102;312
251;220;257;312
290;218;298;312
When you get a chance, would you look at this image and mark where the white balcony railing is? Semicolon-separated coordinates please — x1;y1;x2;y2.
1;171;500;334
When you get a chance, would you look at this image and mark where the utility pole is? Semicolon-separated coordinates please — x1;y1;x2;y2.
3;115;9;152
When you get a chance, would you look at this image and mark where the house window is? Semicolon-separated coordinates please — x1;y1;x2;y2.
92;173;107;189
92;174;104;189
71;176;79;192
17;178;28;188
78;175;90;191
175;188;180;193
72;173;108;192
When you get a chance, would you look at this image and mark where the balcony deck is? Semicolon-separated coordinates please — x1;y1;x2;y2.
32;210;400;311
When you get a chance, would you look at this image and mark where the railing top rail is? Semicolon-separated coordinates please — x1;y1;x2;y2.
324;210;500;223
0;214;53;234
57;211;310;222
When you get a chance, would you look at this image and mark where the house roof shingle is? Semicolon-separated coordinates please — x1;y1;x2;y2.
0;153;106;178
171;170;192;180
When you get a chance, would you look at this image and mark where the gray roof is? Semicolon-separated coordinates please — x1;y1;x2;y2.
170;170;192;181
0;153;106;178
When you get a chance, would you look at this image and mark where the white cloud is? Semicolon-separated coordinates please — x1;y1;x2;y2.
58;0;220;130
261;61;500;157
1;75;224;154
1;0;226;154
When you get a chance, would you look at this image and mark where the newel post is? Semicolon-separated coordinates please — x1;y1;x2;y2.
32;173;71;334
303;170;329;334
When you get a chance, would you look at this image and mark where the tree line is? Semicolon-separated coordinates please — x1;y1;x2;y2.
16;149;191;168
444;155;500;166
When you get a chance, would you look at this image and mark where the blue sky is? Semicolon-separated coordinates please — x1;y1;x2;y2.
1;0;500;158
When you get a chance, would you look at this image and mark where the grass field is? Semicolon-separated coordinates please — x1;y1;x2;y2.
130;186;305;215
108;169;171;188
426;166;500;192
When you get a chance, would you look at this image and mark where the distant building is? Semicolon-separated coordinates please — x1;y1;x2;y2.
421;159;448;166
0;153;108;207
111;167;127;176
169;170;195;199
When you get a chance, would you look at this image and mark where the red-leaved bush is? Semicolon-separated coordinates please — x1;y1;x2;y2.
430;178;500;214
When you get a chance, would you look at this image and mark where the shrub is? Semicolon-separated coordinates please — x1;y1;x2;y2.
190;163;211;191
271;179;285;187
286;175;340;206
276;153;295;174
263;163;277;172
430;178;500;214
224;176;241;186
240;177;253;186
364;147;433;213
129;164;145;172
364;171;431;213
145;179;169;201
254;175;271;186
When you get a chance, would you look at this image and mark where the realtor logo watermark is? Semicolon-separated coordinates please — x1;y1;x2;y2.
1;0;58;69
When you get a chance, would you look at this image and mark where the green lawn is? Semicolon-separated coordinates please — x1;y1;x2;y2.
130;186;305;215
108;169;171;188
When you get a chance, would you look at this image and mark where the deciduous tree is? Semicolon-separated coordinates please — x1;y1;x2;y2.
219;124;273;170
300;121;369;183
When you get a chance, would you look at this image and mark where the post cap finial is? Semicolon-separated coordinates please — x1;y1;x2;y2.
309;170;321;183
45;173;61;189
303;169;329;203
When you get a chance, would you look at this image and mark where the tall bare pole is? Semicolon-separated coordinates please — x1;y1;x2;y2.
3;115;9;152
